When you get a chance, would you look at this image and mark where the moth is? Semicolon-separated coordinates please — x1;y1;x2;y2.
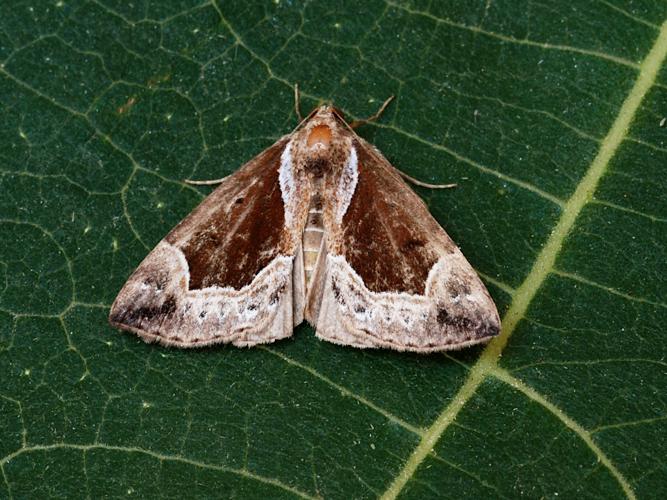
109;90;500;352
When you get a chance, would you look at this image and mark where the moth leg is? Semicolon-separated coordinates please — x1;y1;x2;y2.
294;83;304;122
397;170;457;189
349;95;395;129
183;176;229;186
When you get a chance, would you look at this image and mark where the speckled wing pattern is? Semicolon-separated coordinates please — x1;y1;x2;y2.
109;136;308;348
314;137;501;352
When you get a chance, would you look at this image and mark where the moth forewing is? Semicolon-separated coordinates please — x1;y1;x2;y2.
110;104;500;352
109;136;305;348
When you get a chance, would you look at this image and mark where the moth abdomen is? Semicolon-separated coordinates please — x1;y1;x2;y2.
302;194;325;289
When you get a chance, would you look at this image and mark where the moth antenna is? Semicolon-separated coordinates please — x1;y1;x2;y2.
397;170;457;189
184;177;229;186
335;101;455;191
294;83;304;122
349;95;395;129
292;104;320;133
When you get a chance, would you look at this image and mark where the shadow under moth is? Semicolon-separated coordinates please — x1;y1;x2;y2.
109;94;500;353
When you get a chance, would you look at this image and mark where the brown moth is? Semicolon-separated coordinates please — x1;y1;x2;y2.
109;95;500;352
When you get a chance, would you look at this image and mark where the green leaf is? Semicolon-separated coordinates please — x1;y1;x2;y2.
1;1;665;498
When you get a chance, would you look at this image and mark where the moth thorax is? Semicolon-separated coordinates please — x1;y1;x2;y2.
303;124;333;178
307;125;332;148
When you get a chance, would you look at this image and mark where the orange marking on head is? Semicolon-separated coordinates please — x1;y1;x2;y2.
307;125;332;147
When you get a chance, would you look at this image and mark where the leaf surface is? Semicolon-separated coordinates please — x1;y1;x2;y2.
0;1;666;498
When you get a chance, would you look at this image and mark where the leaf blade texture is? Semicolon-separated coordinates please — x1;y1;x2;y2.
1;1;666;498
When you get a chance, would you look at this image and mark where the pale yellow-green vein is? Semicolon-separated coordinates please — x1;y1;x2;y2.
491;368;637;500
0;443;316;500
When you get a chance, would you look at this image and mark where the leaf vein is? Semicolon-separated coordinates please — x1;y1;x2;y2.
553;269;667;309
0;443;316;499
491;368;637;498
259;347;425;437
386;1;640;69
591;415;667;434
372;122;565;206
590;198;667;224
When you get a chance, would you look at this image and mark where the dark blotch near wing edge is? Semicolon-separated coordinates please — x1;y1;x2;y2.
436;306;499;339
436;307;449;325
110;296;177;328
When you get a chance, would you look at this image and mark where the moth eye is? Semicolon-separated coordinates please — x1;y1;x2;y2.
307;125;332;147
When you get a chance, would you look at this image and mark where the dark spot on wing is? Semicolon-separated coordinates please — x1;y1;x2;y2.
402;238;425;252
446;279;470;298
354;304;366;314
269;283;286;305
479;321;500;338
435;307;500;340
111;296;177;327
331;278;345;305
437;308;449;325
142;271;169;291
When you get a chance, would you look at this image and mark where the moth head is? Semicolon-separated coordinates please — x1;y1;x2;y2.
290;105;353;179
310;104;347;122
301;105;346;152
306;123;332;149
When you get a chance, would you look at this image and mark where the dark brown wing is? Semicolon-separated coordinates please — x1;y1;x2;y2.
109;136;307;348
336;140;452;295
315;137;500;352
168;137;292;290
